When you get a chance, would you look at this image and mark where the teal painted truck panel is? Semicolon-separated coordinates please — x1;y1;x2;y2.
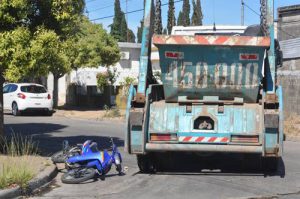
154;43;268;103
149;102;262;135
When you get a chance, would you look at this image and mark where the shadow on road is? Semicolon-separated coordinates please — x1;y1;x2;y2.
150;152;285;178
4;122;124;156
4;111;55;117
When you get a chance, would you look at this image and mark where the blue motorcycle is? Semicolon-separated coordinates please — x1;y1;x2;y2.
61;138;123;184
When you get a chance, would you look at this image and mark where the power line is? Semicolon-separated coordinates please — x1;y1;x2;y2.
90;0;184;22
243;1;296;38
88;0;134;13
243;2;260;17
86;0;97;3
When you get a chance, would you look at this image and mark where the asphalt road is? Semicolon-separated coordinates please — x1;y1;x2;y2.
4;114;300;199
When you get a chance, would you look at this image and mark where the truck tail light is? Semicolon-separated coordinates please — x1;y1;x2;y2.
47;94;51;99
150;134;177;141
231;135;259;143
17;93;26;99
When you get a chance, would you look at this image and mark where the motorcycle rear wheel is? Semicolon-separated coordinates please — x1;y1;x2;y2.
51;151;66;163
51;147;81;163
61;168;96;184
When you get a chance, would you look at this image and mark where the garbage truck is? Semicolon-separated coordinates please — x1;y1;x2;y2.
125;0;283;172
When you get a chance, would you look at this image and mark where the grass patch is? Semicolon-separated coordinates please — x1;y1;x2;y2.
0;132;39;156
0;132;44;189
0;156;44;189
284;113;300;137
103;106;121;118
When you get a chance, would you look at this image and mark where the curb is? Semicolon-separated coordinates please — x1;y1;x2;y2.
26;163;58;195
0;186;22;199
0;163;58;199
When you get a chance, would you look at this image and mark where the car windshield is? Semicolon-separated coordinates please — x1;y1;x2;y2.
21;85;47;93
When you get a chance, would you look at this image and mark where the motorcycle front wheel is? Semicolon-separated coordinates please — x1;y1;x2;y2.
61;168;96;184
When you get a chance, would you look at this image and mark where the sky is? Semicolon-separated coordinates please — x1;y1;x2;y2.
86;0;300;37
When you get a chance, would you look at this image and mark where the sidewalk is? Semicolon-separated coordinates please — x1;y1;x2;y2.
54;108;125;121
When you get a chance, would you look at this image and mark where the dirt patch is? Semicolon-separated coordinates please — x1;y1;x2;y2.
0;156;50;189
284;113;300;140
54;109;125;121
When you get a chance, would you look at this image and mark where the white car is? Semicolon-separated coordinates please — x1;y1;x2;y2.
3;83;53;116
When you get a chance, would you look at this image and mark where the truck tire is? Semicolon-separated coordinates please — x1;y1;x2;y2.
137;154;156;173
262;157;279;172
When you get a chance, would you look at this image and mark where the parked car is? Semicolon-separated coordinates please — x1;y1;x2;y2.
3;83;53;116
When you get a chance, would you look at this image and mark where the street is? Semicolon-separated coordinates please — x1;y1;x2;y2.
4;114;300;199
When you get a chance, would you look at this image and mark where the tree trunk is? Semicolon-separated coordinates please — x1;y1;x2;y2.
0;74;5;137
53;75;59;108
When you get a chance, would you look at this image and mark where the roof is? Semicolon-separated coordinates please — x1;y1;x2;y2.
118;42;141;49
278;4;300;13
171;25;247;35
280;37;300;59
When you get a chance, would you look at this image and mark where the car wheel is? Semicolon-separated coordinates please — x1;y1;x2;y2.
12;103;21;116
46;111;53;116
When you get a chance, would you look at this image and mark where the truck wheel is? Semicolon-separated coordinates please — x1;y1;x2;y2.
137;154;156;173
262;157;279;172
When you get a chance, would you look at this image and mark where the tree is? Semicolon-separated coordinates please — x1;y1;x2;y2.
154;0;163;34
0;0;33;137
167;0;176;34
110;0;135;42
127;29;136;43
163;28;168;34
177;11;183;26
181;0;191;26
110;0;123;41
48;18;120;106
137;20;144;43
191;0;203;26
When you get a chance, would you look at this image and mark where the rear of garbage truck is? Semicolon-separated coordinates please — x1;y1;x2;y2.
125;0;283;172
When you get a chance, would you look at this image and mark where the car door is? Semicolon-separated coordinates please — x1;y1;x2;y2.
5;84;18;110
3;84;11;109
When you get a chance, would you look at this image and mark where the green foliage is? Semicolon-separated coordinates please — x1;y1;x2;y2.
96;67;119;91
137;20;144;43
167;0;176;34
0;0;31;31
0;156;35;189
163;28;168;34
0;27;32;82
154;0;163;34
68;17;120;70
191;0;203;26
127;29;136;43
120;76;137;96
177;11;183;26
0;132;39;156
182;0;191;26
30;27;70;78
110;0;136;42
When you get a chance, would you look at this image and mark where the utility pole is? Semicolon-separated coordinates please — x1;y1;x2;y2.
241;0;244;26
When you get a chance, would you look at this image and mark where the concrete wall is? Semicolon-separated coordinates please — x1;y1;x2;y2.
48;42;148;106
47;73;67;106
278;71;300;116
278;5;300;40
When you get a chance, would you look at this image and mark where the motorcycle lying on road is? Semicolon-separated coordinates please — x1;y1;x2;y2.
60;139;123;184
51;140;82;164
